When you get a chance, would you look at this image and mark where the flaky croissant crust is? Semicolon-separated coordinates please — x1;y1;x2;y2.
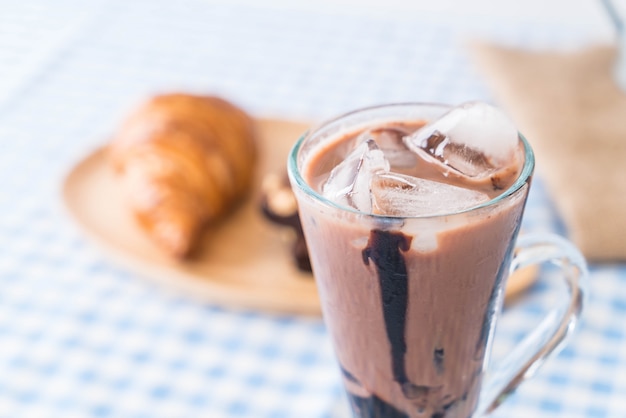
109;93;257;258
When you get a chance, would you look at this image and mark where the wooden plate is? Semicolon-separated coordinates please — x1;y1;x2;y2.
62;118;535;316
63;118;321;315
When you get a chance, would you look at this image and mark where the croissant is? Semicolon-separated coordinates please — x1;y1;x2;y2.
109;93;257;258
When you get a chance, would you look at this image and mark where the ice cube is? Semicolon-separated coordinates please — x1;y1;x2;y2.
404;101;519;178
371;172;490;217
354;127;416;170
322;139;389;212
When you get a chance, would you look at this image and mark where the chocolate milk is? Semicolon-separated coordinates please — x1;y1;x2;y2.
297;120;529;418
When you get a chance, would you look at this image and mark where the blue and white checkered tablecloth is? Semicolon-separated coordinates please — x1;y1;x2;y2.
0;1;624;417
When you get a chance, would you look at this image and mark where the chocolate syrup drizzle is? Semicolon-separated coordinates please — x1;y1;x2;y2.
362;229;412;389
343;228;493;418
341;229;418;418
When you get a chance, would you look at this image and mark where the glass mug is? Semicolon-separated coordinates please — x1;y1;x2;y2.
287;103;588;418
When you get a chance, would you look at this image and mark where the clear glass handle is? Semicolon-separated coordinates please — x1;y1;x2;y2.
476;233;589;416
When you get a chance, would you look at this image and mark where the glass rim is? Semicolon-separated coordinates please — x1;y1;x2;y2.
287;102;535;220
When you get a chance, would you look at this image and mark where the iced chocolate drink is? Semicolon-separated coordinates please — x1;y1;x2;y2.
288;103;586;418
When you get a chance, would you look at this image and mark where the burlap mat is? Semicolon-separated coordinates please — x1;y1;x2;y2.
469;42;626;262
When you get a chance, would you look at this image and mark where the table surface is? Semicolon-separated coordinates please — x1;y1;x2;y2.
0;1;625;417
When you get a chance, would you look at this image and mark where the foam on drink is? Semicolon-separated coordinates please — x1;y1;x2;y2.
314;102;524;218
